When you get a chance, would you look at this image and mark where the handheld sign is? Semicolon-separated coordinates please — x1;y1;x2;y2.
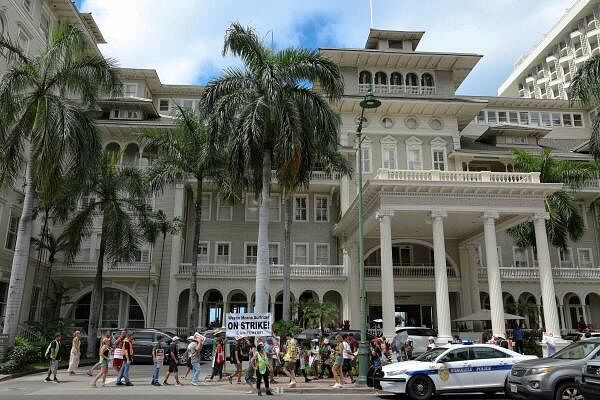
226;313;272;338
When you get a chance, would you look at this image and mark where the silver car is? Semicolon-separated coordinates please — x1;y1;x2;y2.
507;338;600;400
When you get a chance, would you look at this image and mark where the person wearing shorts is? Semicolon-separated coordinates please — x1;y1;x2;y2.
163;336;182;386
282;333;297;387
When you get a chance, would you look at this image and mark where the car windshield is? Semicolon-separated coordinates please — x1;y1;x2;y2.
415;347;447;362
552;341;600;360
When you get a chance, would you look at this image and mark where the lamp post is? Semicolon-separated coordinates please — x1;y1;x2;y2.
356;87;380;386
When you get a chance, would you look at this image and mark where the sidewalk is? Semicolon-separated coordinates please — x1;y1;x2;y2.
211;377;378;395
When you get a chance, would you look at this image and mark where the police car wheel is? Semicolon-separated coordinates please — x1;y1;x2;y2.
554;382;584;400
406;375;434;400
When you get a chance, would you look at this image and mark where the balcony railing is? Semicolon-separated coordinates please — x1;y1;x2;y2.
365;265;457;279
270;170;340;182
178;263;346;278
359;83;436;96
53;262;151;274
478;267;600;280
375;169;541;184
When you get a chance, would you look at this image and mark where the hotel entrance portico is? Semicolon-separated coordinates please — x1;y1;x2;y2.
335;168;563;344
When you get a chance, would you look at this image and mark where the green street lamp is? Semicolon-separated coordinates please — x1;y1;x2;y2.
356;87;380;386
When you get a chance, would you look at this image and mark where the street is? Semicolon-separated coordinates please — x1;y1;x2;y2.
0;364;512;400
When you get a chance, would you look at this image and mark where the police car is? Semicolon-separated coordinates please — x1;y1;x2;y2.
368;344;537;400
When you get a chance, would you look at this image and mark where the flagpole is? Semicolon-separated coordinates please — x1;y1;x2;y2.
369;0;374;28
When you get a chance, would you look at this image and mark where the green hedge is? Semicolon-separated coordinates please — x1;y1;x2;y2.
0;337;40;374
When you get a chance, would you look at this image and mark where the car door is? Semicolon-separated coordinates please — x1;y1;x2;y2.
436;348;473;390
469;346;513;388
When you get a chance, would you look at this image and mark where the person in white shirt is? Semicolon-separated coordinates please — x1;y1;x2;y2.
342;335;354;384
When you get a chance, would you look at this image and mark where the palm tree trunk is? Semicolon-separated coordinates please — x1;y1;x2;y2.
187;180;202;334
255;149;272;314
152;234;166;328
87;227;106;357
2;150;35;345
282;194;293;321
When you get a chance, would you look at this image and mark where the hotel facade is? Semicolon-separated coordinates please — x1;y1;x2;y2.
1;0;599;343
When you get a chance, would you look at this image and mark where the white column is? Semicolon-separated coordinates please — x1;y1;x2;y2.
458;245;473;317
533;213;562;340
166;184;185;328
377;211;396;339
482;212;505;338
469;245;483;331
559;304;566;329
345;244;361;329
431;210;452;344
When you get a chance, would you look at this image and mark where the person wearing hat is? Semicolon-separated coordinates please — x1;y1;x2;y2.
189;333;205;385
318;338;333;379
209;334;225;381
44;332;62;383
391;327;408;362
426;336;436;351
116;331;134;386
254;343;273;396
163;336;182;386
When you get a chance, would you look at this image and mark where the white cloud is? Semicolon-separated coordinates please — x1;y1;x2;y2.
81;0;577;94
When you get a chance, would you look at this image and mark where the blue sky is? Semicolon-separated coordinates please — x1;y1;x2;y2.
76;0;577;95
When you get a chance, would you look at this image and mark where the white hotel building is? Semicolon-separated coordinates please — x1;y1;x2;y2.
0;0;599;343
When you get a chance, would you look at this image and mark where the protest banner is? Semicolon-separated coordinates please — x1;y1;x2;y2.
225;313;272;337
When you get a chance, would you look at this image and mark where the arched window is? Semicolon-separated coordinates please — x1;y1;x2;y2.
390;72;403;86
421;73;434;87
406;73;418;87
374;71;387;85
359;70;372;84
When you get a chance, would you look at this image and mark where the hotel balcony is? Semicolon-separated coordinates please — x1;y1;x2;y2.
375;169;541;184
53;262;153;278
177;263;347;280
358;83;436;96
364;265;458;279
478;267;600;282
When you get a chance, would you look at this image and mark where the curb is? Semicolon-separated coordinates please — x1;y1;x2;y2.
0;361;96;383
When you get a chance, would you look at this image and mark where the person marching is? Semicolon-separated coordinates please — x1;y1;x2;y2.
318;338;333;379
68;330;81;375
115;331;133;386
209;335;225;381
163;336;183;386
90;337;110;387
189;332;205;385
151;335;165;386
230;336;244;384
254;343;273;396
331;335;344;389
282;332;298;388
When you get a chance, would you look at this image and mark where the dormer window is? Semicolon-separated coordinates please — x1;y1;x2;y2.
390;72;403;86
374;71;387;85
359;71;372;84
421;73;434;87
406;73;418;87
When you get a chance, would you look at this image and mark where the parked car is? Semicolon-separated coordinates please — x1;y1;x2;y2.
507;338;600;400
109;329;188;364
368;344;536;400
394;327;438;355
578;357;600;398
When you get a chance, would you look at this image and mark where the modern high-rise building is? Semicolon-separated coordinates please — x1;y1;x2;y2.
499;0;600;100
0;1;598;344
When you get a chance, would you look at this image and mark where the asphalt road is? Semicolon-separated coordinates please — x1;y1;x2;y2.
0;364;511;400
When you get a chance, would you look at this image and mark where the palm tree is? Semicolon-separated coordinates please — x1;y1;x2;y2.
298;300;339;332
31;230;71;323
508;149;598;249
0;24;119;345
143;107;228;334
202;22;344;314
277;150;351;321
65;151;153;356
147;209;182;327
568;55;600;160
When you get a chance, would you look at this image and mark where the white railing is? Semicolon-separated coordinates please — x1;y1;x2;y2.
365;265;457;279
359;83;436;96
376;169;541;184
270;170;340;182
178;263;346;278
53;262;152;274
478;267;600;280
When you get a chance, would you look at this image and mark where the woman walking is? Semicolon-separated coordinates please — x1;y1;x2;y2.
254;344;273;396
318;338;333;379
68;330;81;375
331;335;344;389
209;336;225;381
90;337;110;387
309;339;320;380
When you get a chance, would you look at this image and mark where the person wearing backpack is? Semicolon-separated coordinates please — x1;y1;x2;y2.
44;332;63;383
115;331;134;386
